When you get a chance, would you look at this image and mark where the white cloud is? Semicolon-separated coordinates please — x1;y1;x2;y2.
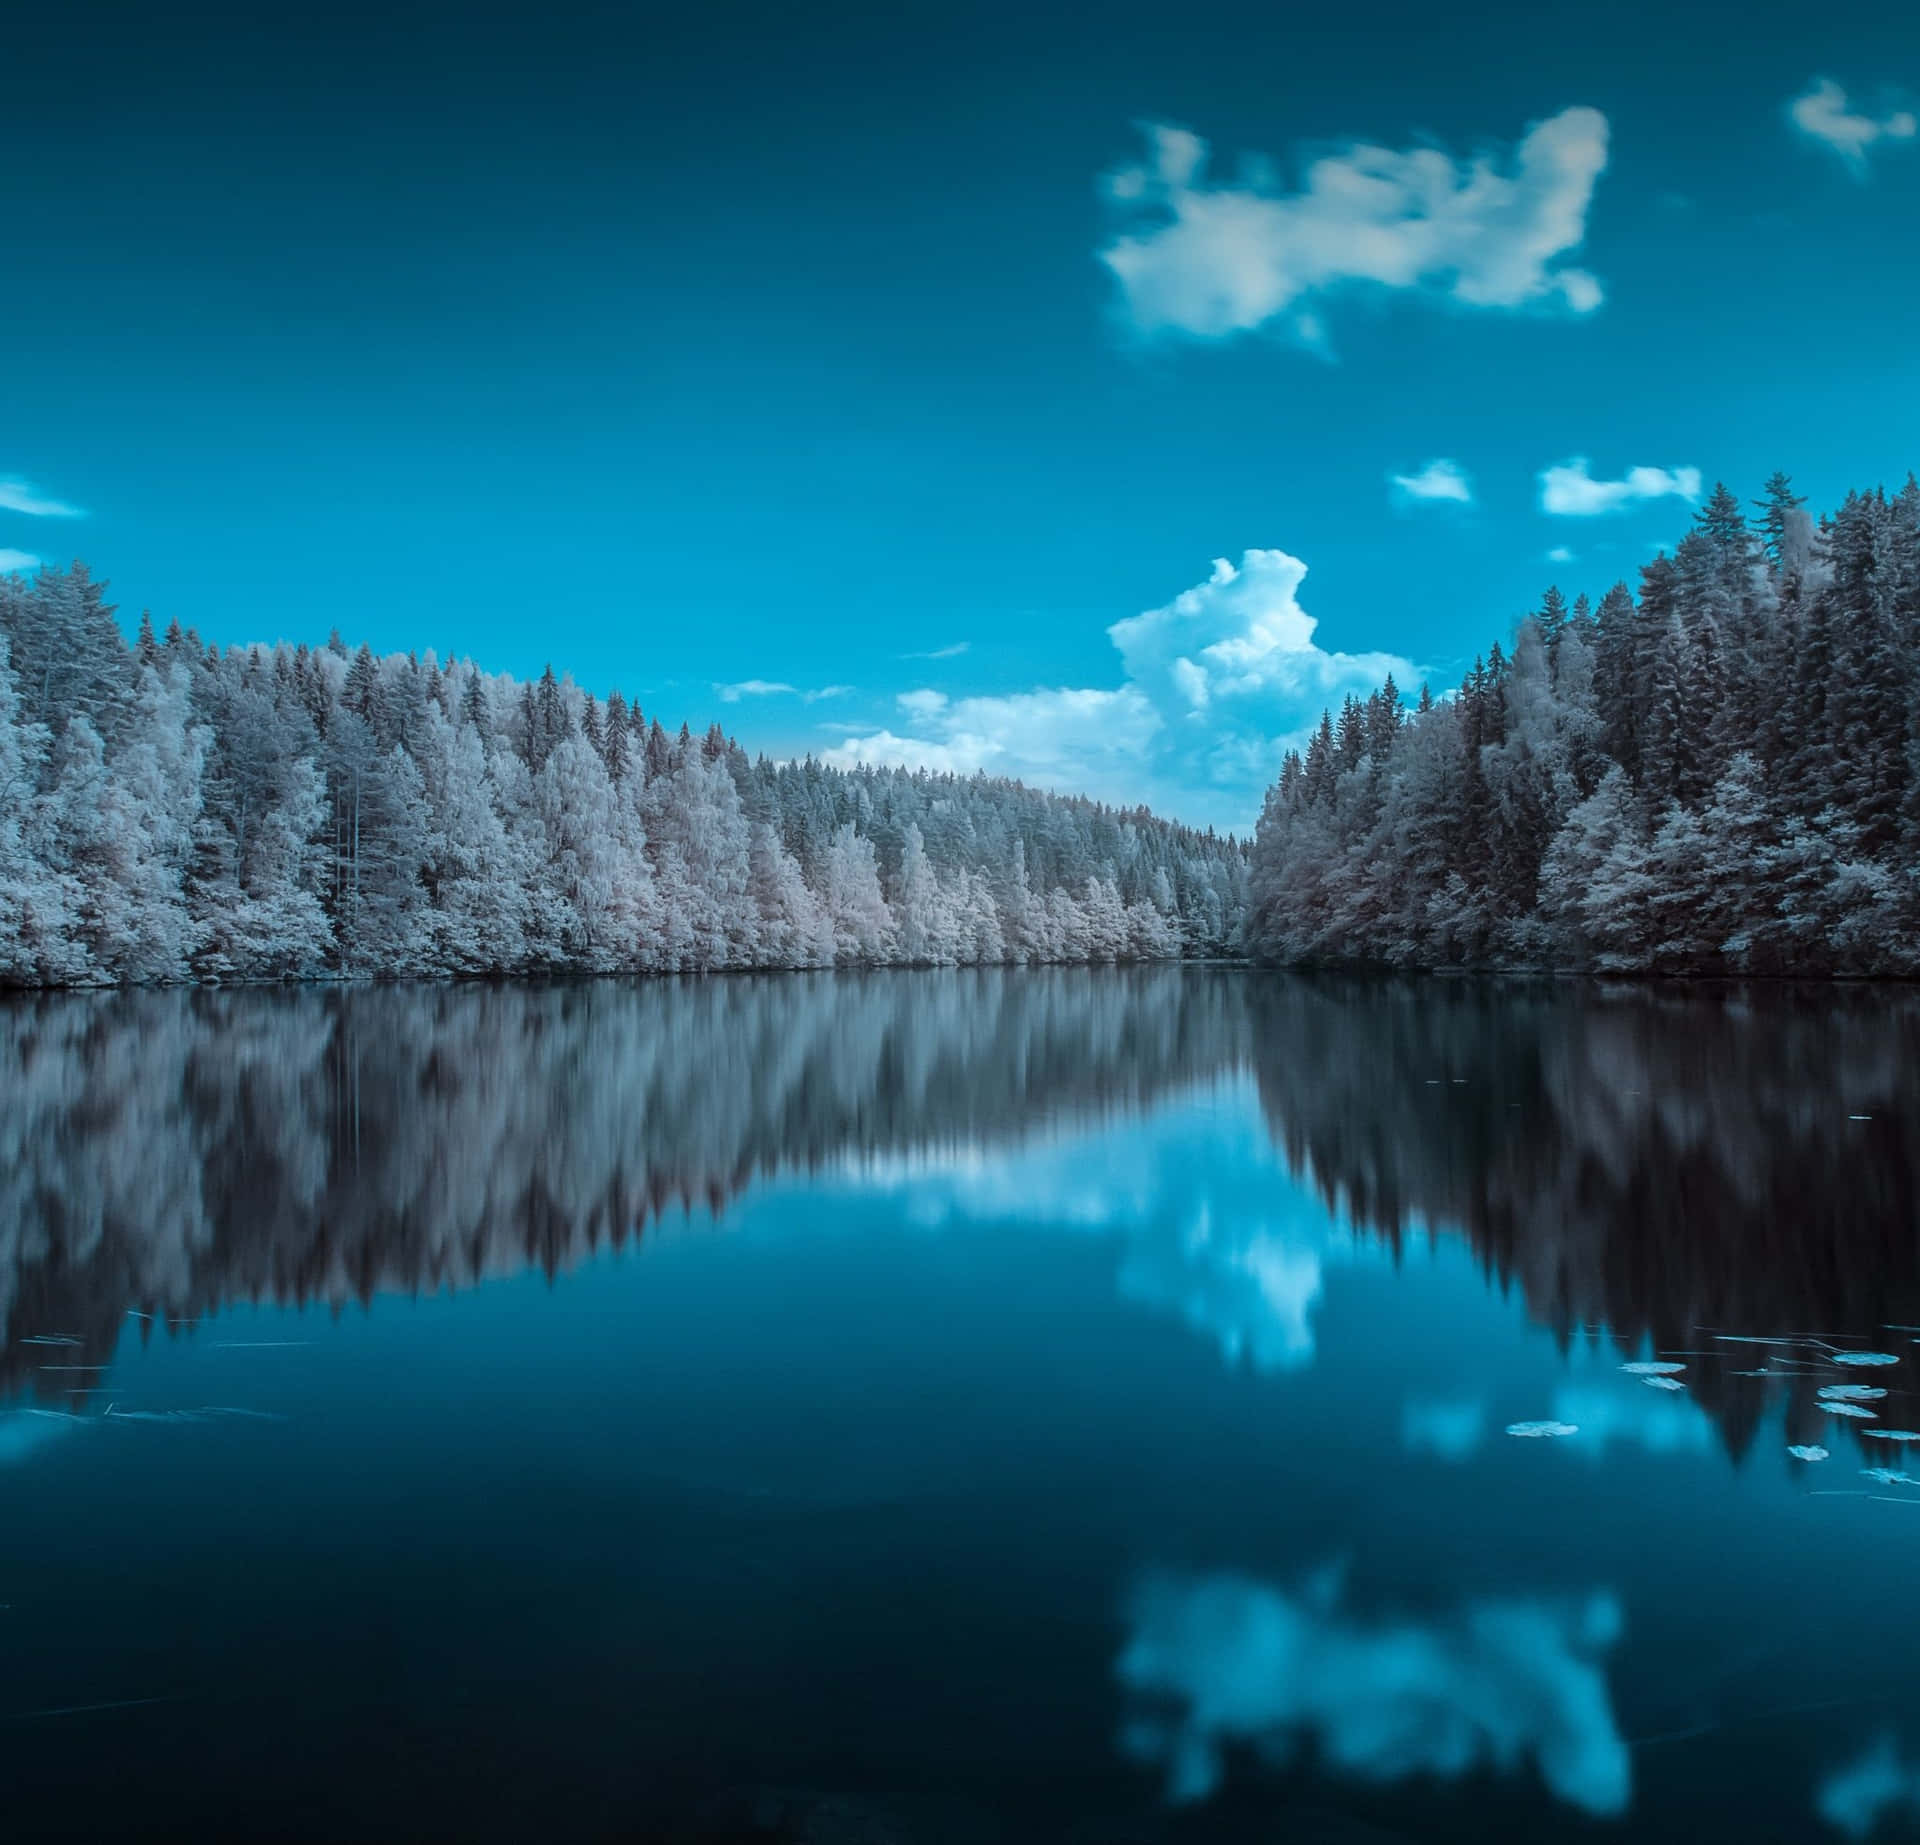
1539;457;1701;516
1100;106;1608;344
1392;458;1474;505
902;641;970;660
823;549;1416;832
1789;79;1917;172
0;477;85;518
896;689;949;718
817;728;989;777
826;686;1162;791
1118;1567;1629;1817
1547;546;1576;564
715;679;851;704
0;548;39;575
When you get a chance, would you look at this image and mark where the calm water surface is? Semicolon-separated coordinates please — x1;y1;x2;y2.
4;970;1920;1842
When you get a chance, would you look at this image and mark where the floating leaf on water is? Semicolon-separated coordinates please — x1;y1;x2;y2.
1862;1430;1920;1443
1862;1468;1919;1486
1819;1385;1888;1401
1640;1376;1686;1392
1823;1403;1878;1419
1621;1362;1685;1376
1832;1353;1901;1368
1506;1421;1579;1439
1788;1445;1829;1462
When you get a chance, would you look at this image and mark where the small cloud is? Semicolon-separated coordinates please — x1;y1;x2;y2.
0;477;85;518
897;689;949;718
1789;78;1917;172
1540;457;1701;517
1547;545;1576;564
714;679;797;703
903;641;970;661
0;548;39;574
1392;459;1474;506
715;680;851;705
1100;106;1610;346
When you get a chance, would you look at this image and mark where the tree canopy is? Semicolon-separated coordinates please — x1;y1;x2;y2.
1246;474;1920;975
0;570;1247;986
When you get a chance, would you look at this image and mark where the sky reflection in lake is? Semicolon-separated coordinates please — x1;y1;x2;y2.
3;970;1920;1842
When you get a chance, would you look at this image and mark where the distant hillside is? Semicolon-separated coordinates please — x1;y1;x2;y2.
0;566;1247;986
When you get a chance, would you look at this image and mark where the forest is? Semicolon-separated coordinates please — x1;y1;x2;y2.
1247;474;1920;974
0;569;1247;985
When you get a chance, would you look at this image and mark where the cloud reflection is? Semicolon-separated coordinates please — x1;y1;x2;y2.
1817;1736;1920;1838
1402;1398;1488;1460
0;1410;80;1466
1550;1384;1713;1459
1115;1203;1328;1372
847;1093;1362;1373
1117;1567;1630;1818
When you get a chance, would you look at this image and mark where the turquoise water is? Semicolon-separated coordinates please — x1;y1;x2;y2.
2;971;1918;1842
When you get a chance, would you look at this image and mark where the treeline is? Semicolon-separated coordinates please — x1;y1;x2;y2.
0;566;1247;985
1247;474;1920;973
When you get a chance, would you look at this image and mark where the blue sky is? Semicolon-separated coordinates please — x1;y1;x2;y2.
3;0;1917;831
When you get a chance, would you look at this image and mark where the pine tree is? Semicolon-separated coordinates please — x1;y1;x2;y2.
601;690;631;781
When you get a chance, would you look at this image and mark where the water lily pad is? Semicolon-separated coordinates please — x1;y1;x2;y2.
1833;1352;1901;1368
1620;1362;1685;1376
1823;1402;1878;1418
1506;1421;1578;1439
1862;1468;1918;1486
1862;1429;1920;1442
1788;1445;1829;1462
1640;1376;1686;1392
1819;1384;1888;1401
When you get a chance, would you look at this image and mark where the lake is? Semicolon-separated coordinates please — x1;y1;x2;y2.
3;969;1919;1843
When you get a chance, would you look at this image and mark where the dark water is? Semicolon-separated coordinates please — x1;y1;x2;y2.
4;970;1920;1843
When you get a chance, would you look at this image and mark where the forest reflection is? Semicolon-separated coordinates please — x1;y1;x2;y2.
4;969;1918;1459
